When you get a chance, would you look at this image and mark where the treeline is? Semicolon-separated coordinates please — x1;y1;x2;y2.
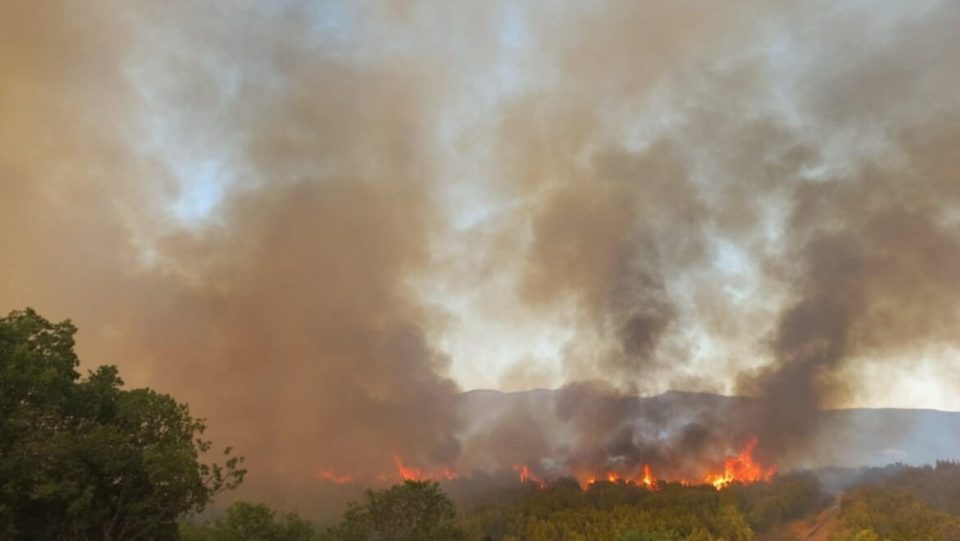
1;308;828;541
9;309;960;541
175;448;960;541
181;482;463;541
179;502;316;541
457;473;824;541
182;474;825;541
833;462;960;541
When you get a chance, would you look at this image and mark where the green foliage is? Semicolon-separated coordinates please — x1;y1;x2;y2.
456;475;826;541
835;486;960;541
827;462;960;540
0;308;245;540
850;529;882;541
881;461;960;516
323;480;465;541
180;501;317;541
724;471;825;532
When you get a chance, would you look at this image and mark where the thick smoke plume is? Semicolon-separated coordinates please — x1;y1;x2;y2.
0;1;464;509
3;0;960;515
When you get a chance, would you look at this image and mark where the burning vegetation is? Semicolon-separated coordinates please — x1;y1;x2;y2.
703;437;775;489
4;0;960;537
321;436;775;494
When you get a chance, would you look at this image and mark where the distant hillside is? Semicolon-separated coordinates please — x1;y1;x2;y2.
459;388;960;469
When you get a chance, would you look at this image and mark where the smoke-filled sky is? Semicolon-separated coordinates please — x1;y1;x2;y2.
3;0;960;487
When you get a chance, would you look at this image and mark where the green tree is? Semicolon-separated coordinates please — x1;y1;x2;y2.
0;308;245;540
715;504;755;541
180;501;316;541
835;486;960;541
851;529;881;541
323;480;465;541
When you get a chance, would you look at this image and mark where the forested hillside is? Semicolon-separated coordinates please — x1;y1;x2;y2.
7;309;960;540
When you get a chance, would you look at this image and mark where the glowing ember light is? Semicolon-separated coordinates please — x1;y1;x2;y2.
703;437;776;489
318;469;353;484
513;464;546;488
391;456;460;482
393;455;424;481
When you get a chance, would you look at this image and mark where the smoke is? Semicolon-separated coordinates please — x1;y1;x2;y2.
0;0;465;504
737;5;960;458
516;144;692;381
550;383;746;479
3;0;960;514
482;0;960;462
748;180;960;458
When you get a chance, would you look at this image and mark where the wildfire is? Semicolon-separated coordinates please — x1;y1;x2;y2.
642;464;658;490
393;455;425;481
392;456;458;482
321;439;774;491
578;464;659;490
703;437;776;489
513;464;546;488
318;469;353;484
568;438;774;491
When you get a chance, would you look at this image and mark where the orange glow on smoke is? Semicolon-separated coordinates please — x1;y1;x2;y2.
393;455;424;481
391;455;459;482
514;464;547;488
438;466;457;480
703;437;776;489
318;469;353;484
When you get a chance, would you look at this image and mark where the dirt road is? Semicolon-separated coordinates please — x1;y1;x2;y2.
793;497;841;541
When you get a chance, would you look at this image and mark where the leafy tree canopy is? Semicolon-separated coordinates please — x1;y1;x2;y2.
180;501;316;541
0;308;245;540
323;480;465;541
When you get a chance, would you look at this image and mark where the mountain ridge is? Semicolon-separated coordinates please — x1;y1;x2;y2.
457;388;960;469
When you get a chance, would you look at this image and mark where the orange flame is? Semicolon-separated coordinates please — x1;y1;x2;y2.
339;440;773;490
703;437;776;489
393;455;424;481
579;464;658;490
391;455;460;482
572;438;776;491
642;464;658;490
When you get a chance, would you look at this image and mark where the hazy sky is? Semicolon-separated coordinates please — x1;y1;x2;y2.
2;0;959;432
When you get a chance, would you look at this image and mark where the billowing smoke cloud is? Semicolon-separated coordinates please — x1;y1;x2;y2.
481;0;960;464
736;4;960;460
0;0;466;509
517;144;691;381
3;0;960;516
749;172;960;459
